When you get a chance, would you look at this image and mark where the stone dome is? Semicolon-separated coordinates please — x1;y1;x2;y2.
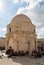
8;14;35;32
11;14;32;24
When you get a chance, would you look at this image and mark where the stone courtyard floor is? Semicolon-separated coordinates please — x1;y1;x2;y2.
0;56;44;65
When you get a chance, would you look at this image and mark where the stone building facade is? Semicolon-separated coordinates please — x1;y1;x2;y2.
6;14;37;55
0;37;6;49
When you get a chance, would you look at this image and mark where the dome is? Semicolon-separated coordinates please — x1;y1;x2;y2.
11;14;32;24
7;14;35;33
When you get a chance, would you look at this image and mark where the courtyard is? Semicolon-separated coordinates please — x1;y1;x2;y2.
0;56;44;65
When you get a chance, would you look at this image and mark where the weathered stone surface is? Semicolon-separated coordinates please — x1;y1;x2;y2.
0;38;6;48
6;14;37;54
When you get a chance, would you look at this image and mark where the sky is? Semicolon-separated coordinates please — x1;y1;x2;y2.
0;0;44;38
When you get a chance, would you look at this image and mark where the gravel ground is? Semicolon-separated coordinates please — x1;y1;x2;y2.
0;56;44;65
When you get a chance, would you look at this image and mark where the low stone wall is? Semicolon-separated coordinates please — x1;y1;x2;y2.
0;38;6;49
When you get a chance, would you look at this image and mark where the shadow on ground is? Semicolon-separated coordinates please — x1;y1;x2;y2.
11;56;44;65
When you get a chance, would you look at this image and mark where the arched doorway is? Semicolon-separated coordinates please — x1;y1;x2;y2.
9;37;17;51
18;36;28;52
17;34;31;53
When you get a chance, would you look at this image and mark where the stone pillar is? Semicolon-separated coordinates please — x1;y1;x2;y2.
29;38;35;56
30;41;33;55
28;41;31;56
34;37;37;51
35;37;37;50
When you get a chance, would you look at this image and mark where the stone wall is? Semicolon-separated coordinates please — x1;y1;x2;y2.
0;38;6;49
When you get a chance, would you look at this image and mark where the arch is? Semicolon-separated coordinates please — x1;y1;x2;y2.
18;36;29;52
17;33;32;43
17;33;32;52
9;37;17;51
7;34;18;51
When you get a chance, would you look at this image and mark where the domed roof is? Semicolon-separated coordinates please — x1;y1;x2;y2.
7;14;35;32
11;14;32;24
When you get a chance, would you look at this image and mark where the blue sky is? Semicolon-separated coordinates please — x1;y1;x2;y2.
0;0;44;38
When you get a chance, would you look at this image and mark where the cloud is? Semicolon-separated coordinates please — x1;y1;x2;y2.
17;0;44;38
0;0;6;13
0;27;7;37
11;0;19;4
37;27;44;38
1;28;6;32
40;27;44;32
17;0;42;14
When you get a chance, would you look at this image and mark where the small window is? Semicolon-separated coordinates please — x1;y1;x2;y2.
34;29;35;33
9;28;11;32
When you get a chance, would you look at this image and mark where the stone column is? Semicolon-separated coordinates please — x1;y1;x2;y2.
29;38;35;56
35;37;37;50
34;37;37;51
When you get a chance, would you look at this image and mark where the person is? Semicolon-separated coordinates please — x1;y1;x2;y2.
37;46;42;58
6;46;14;58
31;50;37;58
0;51;2;58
